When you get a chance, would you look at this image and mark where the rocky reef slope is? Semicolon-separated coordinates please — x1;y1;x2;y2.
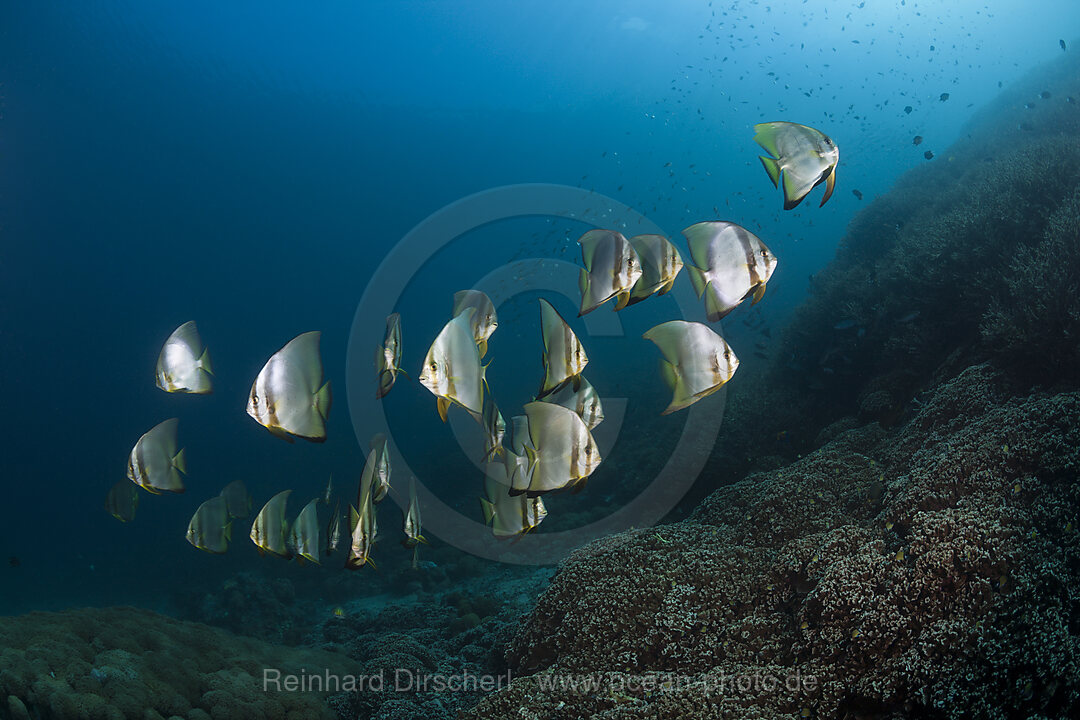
465;364;1080;718
0;607;354;720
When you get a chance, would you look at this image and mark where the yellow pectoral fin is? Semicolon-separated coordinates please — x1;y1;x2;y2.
752;283;767;305
268;425;296;443
820;167;836;207
436;397;450;422
614;291;631;311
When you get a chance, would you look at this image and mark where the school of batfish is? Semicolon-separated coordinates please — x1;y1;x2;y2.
112;122;838;566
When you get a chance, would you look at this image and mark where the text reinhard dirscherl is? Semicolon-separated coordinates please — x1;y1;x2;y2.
262;668;818;697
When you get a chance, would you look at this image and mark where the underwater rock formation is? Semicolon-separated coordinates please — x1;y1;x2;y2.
0;606;353;720
319;576;544;720
462;364;1080;718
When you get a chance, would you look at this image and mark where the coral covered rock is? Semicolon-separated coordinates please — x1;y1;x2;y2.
0;607;353;720
463;365;1080;719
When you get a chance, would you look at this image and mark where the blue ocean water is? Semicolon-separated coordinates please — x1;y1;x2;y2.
1;0;1077;618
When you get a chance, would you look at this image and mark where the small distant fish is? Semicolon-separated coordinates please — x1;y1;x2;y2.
127;418;186;494
250;490;292;558
7;557;18;568
416;560;438;571
220;479;252;519
289;498;322;565
939;93;950;102
684;221;778;322
105;479;139;523
401;478;427;569
325;502;343;556
480;395;506;462
642;320;739;415
912;135;923;146
368;434;392;502
322;475;334;505
331;606;346;618
401;477;425;549
186;496;233;554
248;332;332;443
419;309;486;421
1024;102;1036;109
452;290;498;358
924;150;935;160
624;234;683;307
903;105;913;114
1039;91;1052;99
753;121;839;209
896;311;921;323
577;229;642;315
375;313;406;399
537;298;589;398
345;496;377;570
852;189;863;200
1068;97;1076;104
156;321;212;394
1061;39;1067;51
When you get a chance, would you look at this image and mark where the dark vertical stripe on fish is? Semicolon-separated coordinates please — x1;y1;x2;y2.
734;225;762;288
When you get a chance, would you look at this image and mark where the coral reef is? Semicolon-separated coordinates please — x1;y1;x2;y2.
320;568;547;720
174;573;318;645
462;364;1080;718
0;606;354;720
981;185;1080;383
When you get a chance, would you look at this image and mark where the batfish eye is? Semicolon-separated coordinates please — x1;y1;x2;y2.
430;362;438;371
761;249;768;257
252;394;259;404
723;350;731;360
